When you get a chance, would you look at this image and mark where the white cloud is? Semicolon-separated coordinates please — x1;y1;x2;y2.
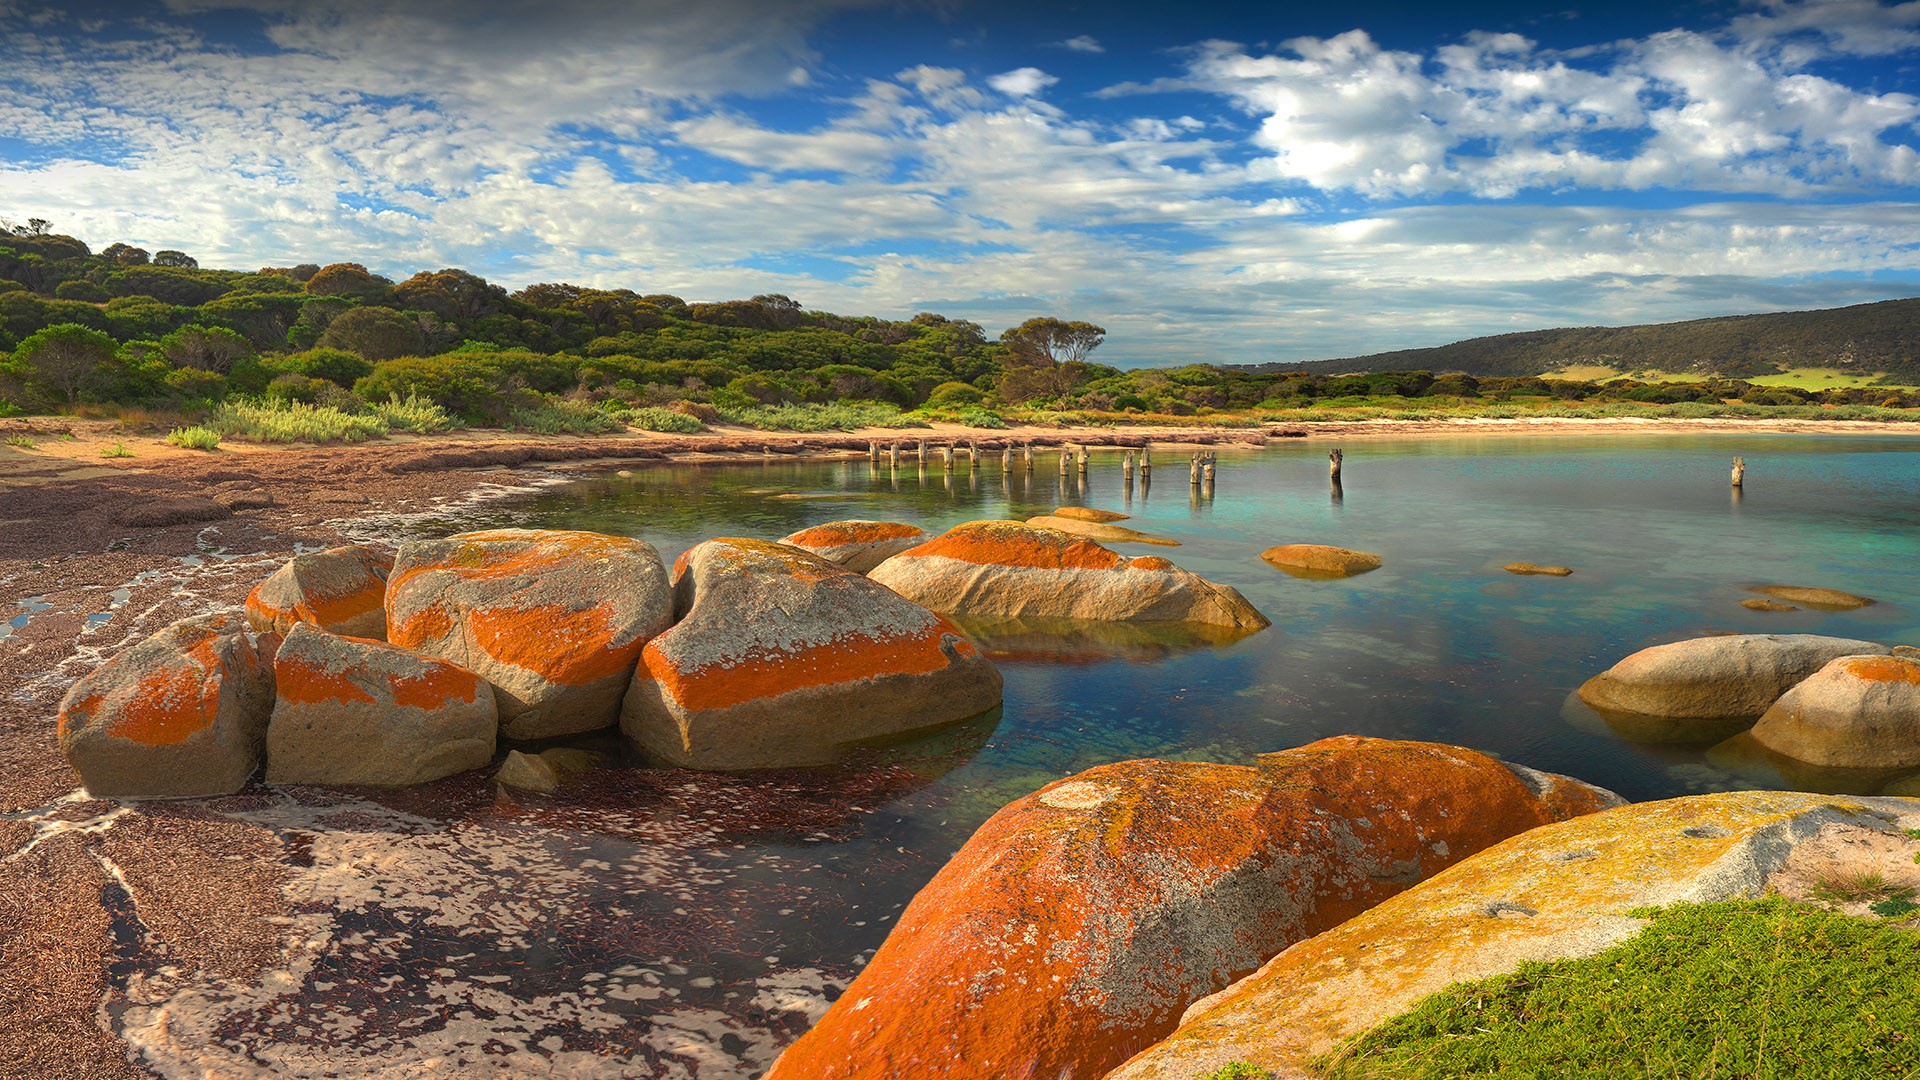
1053;35;1104;54
1172;23;1920;199
987;67;1059;97
1729;0;1920;56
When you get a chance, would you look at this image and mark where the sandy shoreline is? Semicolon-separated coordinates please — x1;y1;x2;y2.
2;411;1917;1077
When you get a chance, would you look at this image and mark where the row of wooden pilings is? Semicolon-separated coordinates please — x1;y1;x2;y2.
867;440;1240;488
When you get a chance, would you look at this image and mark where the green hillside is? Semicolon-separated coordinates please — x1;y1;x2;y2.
1250;298;1920;381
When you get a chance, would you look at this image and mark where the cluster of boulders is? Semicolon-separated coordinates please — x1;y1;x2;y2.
57;520;1268;797
767;735;1625;1080
1577;633;1920;773
762;733;1920;1079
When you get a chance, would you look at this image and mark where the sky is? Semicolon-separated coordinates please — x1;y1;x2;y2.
3;0;1919;366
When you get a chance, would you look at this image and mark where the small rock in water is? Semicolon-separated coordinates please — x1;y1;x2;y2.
496;750;560;794
1751;585;1875;610
1262;544;1382;578
1741;598;1798;612
1504;562;1572;577
1050;506;1129;523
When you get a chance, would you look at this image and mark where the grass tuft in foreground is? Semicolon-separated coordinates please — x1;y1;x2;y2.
369;393;455;434
4;434;35;448
211;398;389;443
164;425;222;450
99;439;134;458
1318;898;1920;1079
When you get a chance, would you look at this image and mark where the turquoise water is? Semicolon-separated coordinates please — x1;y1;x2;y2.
480;433;1919;806
307;432;1917;1075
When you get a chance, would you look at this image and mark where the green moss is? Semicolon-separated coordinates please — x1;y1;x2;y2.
1200;1064;1273;1079
1319;898;1920;1079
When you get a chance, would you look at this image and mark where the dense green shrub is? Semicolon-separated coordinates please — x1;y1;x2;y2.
211;398;388;443
369;393;454;433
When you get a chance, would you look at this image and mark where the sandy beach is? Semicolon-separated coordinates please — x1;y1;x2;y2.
2;411;1916;1078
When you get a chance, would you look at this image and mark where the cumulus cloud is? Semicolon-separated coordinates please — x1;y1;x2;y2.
1166;20;1920;198
1053;35;1104;53
987;67;1059;97
1;0;1917;367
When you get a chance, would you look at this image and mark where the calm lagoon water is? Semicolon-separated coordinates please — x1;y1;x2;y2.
220;432;1914;1077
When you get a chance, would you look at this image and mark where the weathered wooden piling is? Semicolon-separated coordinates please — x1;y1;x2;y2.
868;440;879;464
917;439;927;466
1024;444;1034;472
942;445;955;472
1001;446;1012;472
1059;448;1071;476
1329;448;1343;483
1731;457;1746;488
1141;445;1152;475
1076;446;1088;475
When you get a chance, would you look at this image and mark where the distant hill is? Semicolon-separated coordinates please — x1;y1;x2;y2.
1242;298;1920;380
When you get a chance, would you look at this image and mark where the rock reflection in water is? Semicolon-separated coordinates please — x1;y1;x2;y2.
113;729;992;1079
948;614;1264;665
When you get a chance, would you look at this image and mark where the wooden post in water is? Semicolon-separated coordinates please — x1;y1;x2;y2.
1329;448;1344;484
1202;458;1216;485
1024;444;1035;472
868;440;879;464
1731;457;1746;488
1076;445;1088;475
942;445;955;472
1058;447;1072;476
1123;450;1135;481
1000;446;1012;472
889;442;900;469
917;439;927;466
968;440;980;470
1189;453;1201;487
1141;445;1152;476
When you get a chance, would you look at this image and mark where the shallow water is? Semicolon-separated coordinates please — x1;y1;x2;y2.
113;433;1920;1077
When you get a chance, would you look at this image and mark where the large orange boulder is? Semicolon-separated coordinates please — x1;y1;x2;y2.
1749;653;1920;767
778;519;926;574
764;736;1620;1080
265;623;497;786
620;538;1002;769
244;545;393;640
867;520;1268;630
1577;633;1889;723
57;613;277;798
386;529;672;740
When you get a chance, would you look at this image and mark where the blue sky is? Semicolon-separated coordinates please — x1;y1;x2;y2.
3;0;1919;365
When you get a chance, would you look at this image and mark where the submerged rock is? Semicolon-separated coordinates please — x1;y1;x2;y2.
1051;506;1129;523
778;519;926;574
1025;514;1179;546
1750;585;1876;610
58;613;275;798
764;736;1619;1080
245;545;393;640
1504;562;1573;577
1577;633;1889;723
1749;654;1920;768
1105;792;1920;1080
1261;543;1382;578
1741;598;1798;611
265;624;496;786
386;529;673;741
622;538;1003;770
869;520;1267;630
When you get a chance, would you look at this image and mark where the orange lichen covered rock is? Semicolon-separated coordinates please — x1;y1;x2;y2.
1577;633;1889;723
245;545;394;640
386;529;672;740
621;538;1002;769
57;613;276;798
868;520;1267;630
1105;792;1920;1080
764;736;1620;1080
778;519;927;574
265;623;496;786
1261;543;1382;578
1749;653;1920;767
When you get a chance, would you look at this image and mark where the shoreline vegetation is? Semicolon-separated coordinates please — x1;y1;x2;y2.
5;225;1920;454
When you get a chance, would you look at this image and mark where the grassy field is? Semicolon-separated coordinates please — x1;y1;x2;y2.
1746;367;1914;389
